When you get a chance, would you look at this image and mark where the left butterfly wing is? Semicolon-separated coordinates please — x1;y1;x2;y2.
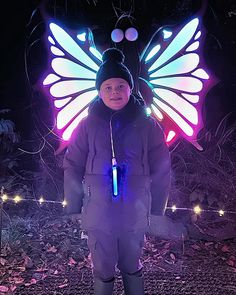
139;17;218;149
42;22;102;141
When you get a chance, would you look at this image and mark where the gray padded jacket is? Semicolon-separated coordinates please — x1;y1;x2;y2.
63;95;171;233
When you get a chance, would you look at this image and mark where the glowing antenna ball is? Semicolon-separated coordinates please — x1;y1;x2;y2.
125;27;138;41
111;29;124;43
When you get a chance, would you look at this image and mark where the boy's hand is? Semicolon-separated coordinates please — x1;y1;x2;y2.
147;215;188;240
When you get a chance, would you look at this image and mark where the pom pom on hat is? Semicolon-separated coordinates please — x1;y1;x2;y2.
102;48;124;63
95;48;133;90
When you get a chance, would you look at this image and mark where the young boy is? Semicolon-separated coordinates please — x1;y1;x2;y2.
63;48;171;295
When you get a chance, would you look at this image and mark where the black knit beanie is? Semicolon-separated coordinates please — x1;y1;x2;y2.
95;48;134;90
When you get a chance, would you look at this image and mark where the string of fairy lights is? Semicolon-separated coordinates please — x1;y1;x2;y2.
1;194;236;216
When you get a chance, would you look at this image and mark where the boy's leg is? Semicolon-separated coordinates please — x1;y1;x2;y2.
117;230;145;295
87;230;118;295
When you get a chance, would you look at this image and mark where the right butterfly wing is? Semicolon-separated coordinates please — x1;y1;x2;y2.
43;23;102;141
139;17;218;148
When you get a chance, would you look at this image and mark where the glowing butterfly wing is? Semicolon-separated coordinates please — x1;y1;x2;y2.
140;17;217;148
43;23;102;141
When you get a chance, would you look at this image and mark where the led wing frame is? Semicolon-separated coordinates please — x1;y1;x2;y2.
43;23;102;141
140;17;215;148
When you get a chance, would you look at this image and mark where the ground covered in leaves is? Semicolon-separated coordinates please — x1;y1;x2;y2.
0;204;236;295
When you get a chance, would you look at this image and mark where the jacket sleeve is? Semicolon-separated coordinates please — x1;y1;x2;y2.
148;120;171;216
63;119;88;214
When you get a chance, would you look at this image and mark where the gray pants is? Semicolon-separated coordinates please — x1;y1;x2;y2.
87;229;145;281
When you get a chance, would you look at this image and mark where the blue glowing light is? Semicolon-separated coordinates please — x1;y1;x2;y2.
112;158;118;196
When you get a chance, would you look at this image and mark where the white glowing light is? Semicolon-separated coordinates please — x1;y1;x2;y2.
1;194;8;202
145;45;161;62
49;23;99;71
111;28;124;43
171;205;177;212
39;197;44;204
43;74;60;85
54;97;72;108
153;97;194;136
51;58;96;79
14;195;21;203
57;90;97;129
48;36;55;45
191;69;209;79
163;29;172;39
151;104;163;120
167;131;176;142
145;107;152;116
89;46;102;61
193;205;202;214
125;27;138;41
151;76;203;93
181;93;199;103
218;209;225;216
149;53;199;77
77;32;86;42
154;88;198;125
148;18;199;72
50;80;96;98
62;200;67;207
51;46;65;56
194;31;201;40
186;41;200;52
62;108;89;141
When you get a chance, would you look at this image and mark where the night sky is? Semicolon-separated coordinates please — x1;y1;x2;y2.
1;0;236;143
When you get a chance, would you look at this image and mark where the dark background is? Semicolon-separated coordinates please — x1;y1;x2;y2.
1;0;236;143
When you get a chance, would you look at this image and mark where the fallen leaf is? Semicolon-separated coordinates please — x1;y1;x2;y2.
205;242;214;247
10;285;17;292
170;253;176;261
191;244;201;250
226;259;235;267
16;266;26;272
221;245;230;253
58;283;68;288
14;277;24;284
0;258;6;266
0;286;9;293
47;246;57;253
68;257;77;266
24;278;37;286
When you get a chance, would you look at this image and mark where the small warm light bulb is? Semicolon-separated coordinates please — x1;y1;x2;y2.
62;200;67;207
14;195;21;203
193;205;202;214
171;205;177;212
218;209;224;216
39;197;44;204
1;194;8;202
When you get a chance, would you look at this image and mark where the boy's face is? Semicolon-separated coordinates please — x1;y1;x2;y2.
99;78;131;110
